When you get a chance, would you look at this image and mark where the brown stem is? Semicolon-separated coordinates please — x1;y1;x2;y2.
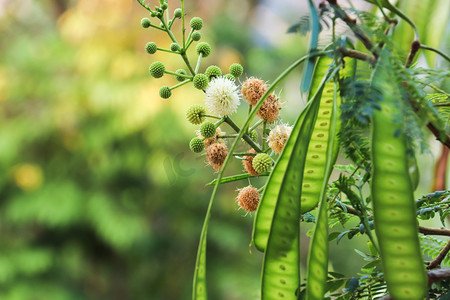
405;40;421;68
419;226;450;237
428;268;450;285
338;48;376;66
432;146;449;191
427;239;450;269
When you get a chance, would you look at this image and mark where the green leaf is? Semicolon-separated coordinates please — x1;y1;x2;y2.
301;0;320;92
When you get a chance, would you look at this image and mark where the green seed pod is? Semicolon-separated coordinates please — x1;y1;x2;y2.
190;17;203;30
174;8;182;18
145;42;157;54
190;137;205;153
200;122;216;138
229;63;243;77
223;74;236;81
193;74;209;90
186;104;206;125
175;69;188;82
141;18;151;28
205;65;222;80
196;42;211;57
161;3;168;10
159;86;171;99
149;61;165;78
252;153;272;174
170;43;180;52
192;32;201;41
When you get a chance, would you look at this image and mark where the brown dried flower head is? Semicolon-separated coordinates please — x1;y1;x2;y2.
257;93;280;123
197;127;224;148
236;185;260;212
241;77;268;106
267;124;292;154
206;143;229;171
242;149;259;176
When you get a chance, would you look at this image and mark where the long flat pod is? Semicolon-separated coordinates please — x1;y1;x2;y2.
371;49;427;299
305;80;339;300
260;87;322;300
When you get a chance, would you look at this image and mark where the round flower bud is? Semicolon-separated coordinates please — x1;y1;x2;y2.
175;69;188;82
196;42;212;57
161;3;168;10
186;104;206;125
241;77;268;105
159;22;165;29
205;65;222;80
192;32;201;41
241;129;258;144
257;93;280;123
149;61;165;78
190;137;205;153
229;63;243;78
159;86;171;99
236;185;260;212
145;42;157;54
223;74;235;81
150;12;157;17
170;43;180;52
252;153;272;174
200;122;216;138
242;149;259;176
190;17;203;30
174;8;182;18
193;74;209;90
141;18;151;28
206;143;228;171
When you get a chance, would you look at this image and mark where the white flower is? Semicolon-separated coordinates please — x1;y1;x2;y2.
267;124;293;154
204;77;240;116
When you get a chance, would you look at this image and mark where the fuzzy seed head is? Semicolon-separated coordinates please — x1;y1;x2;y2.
141;18;151;28
149;61;165;78
175;69;188;82
257;93;280;123
229;63;243;78
267;124;292;154
197;127;224;147
236;186;260;212
241;77;268;105
190;137;205;153
174;8;182;18
242;149;259;176
186;104;206;125
192;32;201;41
145;42;157;54
170;43;180;52
205;65;222;80
193;74;209;90
196;42;212;57
200;122;216;138
190;17;204;30
252;153;272;174
159;86;171;99
204;77;240;117
206;143;228;171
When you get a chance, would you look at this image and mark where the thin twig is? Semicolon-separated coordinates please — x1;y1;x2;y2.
338;48;376;66
419;226;450;237
427;239;450;269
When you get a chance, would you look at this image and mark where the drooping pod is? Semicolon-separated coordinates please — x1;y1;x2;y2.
370;49;427;299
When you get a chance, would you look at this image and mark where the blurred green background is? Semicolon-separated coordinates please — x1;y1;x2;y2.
0;0;447;299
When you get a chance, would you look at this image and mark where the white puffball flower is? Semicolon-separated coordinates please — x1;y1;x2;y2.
267;124;293;154
204;77;241;117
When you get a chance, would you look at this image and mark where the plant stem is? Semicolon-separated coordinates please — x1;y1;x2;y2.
420;45;450;63
195;53;203;73
224;116;262;153
427;239;450;269
170;79;191;90
165;70;192;78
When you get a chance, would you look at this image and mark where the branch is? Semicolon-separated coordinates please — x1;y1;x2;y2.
338;48;376;66
418;226;450;237
427;239;450;269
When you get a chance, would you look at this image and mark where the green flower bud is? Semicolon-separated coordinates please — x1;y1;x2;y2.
161;3;168;10
170;43;180;52
196;42;211;57
159;22;165;28
190;17;203;30
174;8;182;18
175;69;188;82
186;104;206;125
159;86;171;99
145;42;157;54
205;65;222;80
150;12;157;17
149;61;165;78
141;18;151;28
200;122;216;138
192;32;201;41
229;63;243;78
252;153;272;174
223;73;236;81
241;129;258;144
190;137;205;153
193;73;209;90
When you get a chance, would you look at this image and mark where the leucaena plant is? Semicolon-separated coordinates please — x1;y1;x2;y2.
136;0;450;299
